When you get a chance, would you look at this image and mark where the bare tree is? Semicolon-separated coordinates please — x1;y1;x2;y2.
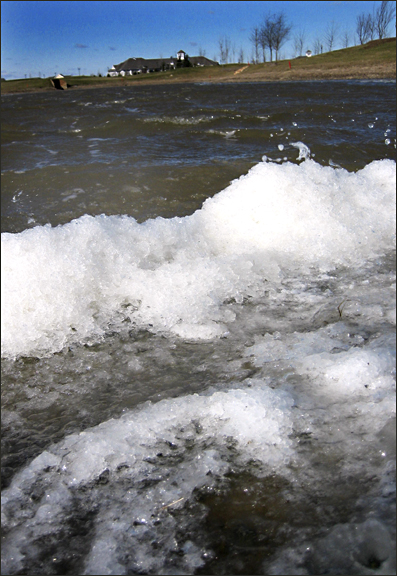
356;14;366;44
198;46;206;57
238;47;245;64
368;12;376;40
249;27;260;64
231;41;236;64
324;20;339;52
259;12;291;63
374;0;396;39
218;37;225;64
218;38;225;64
224;36;231;63
258;28;267;62
259;14;276;62
273;13;292;61
294;28;306;57
261;12;291;62
225;36;230;64
218;36;231;64
313;37;322;55
342;30;349;49
356;13;372;44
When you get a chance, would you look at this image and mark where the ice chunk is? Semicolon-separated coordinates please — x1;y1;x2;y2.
2;157;395;358
1;381;294;575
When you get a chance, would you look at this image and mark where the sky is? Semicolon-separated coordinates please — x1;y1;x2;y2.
1;1;394;79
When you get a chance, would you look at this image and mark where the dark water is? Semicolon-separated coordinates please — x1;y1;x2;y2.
1;81;396;575
2;81;395;233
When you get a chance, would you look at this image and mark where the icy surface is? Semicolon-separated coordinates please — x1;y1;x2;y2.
1;149;396;575
2;381;294;575
2;153;395;359
1;322;395;574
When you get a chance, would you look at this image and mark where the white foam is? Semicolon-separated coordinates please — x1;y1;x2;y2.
143;115;212;125
1;155;395;358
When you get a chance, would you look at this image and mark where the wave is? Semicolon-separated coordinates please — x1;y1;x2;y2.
1;146;395;359
142;114;214;125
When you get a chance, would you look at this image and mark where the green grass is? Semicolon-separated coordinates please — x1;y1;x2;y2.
290;37;396;68
1;75;126;93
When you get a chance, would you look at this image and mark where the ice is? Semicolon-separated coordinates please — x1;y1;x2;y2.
2;380;294;492
2;154;395;359
1;151;396;572
291;141;311;160
244;324;348;365
1;381;294;574
3;311;395;574
84;536;127;576
2;267;395;576
296;346;395;398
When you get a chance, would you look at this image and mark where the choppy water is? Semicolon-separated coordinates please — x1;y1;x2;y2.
1;81;396;575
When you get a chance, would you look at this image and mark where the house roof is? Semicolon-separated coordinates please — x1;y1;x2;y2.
110;53;218;73
189;56;218;66
114;57;176;71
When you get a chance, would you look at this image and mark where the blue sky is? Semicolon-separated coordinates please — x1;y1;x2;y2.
1;1;394;79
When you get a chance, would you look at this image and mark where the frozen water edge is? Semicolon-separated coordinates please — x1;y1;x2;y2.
1;318;395;574
2;381;295;574
1;151;396;574
2;155;396;359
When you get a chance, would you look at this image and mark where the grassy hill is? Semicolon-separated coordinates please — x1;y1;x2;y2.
2;38;395;95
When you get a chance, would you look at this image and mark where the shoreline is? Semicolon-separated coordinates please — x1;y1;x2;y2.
2;38;395;95
2;69;396;96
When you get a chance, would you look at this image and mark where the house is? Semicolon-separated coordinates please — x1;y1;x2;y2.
177;50;186;61
108;51;218;76
111;57;177;75
108;65;118;77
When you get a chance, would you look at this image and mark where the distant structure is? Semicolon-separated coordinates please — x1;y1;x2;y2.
51;73;68;90
108;50;218;76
